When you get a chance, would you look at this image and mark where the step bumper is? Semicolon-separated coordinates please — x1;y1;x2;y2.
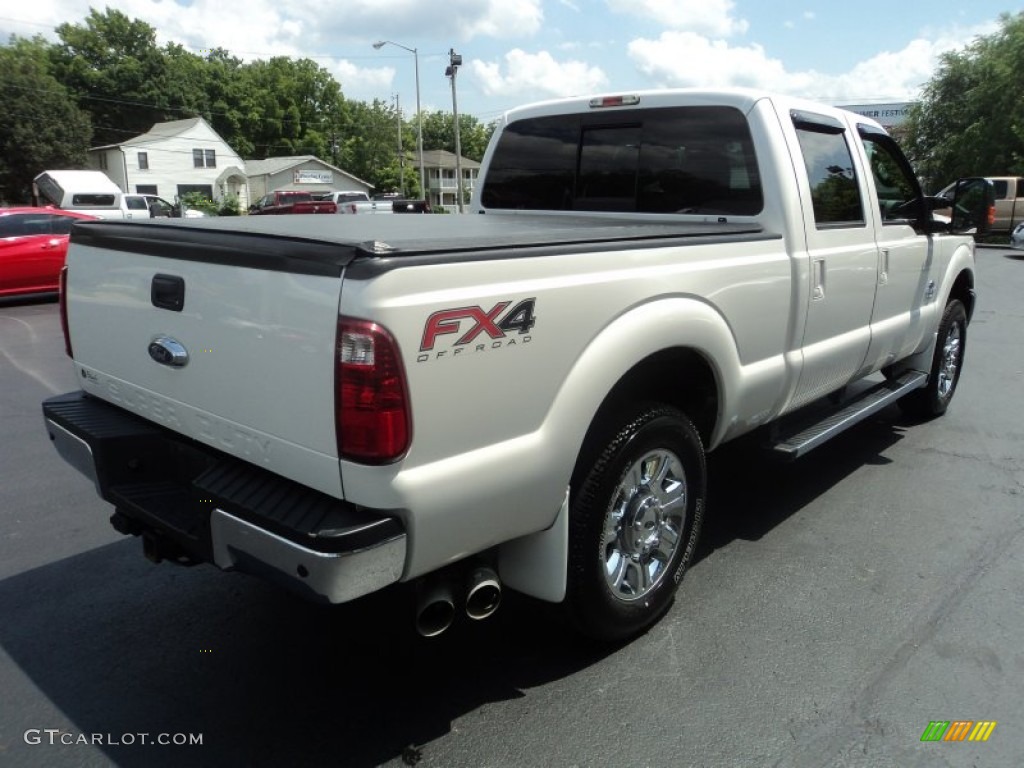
42;391;406;603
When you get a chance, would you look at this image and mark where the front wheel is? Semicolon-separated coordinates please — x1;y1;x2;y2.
899;299;967;418
566;405;706;642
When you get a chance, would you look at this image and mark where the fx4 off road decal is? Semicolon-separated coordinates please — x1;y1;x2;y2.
417;298;536;362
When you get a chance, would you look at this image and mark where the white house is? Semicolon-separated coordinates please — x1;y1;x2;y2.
421;150;481;212
244;156;374;200
88;117;248;208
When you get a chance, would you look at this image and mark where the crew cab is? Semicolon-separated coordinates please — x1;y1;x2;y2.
43;89;990;642
248;191;337;215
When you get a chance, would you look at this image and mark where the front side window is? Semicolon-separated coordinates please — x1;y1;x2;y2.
481;106;763;215
793;115;864;227
50;215;80;235
858;129;921;224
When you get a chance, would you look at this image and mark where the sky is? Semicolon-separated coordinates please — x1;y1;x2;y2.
0;1;1018;124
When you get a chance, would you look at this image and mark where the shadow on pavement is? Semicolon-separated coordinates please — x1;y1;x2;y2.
0;536;610;767
0;407;909;767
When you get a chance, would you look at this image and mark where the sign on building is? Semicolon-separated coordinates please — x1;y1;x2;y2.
839;102;913;130
294;170;333;184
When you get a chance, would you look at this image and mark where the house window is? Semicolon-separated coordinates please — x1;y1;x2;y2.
192;149;217;168
138;152;149;170
136;185;158;195
98;154;108;170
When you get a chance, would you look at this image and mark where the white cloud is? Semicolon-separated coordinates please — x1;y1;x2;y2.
627;21;1001;103
471;49;608;99
606;0;748;38
628;32;806;91
304;0;544;42
333;61;395;94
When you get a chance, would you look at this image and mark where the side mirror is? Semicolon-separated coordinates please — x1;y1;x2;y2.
948;177;995;235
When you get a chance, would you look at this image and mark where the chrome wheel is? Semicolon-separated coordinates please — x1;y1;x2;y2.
937;321;962;400
898;298;967;419
567;404;706;641
602;449;687;602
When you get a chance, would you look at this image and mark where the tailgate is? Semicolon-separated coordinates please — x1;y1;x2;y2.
65;220;352;497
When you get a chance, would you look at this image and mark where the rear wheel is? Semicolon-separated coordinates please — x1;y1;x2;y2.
899;299;967;418
566;405;706;642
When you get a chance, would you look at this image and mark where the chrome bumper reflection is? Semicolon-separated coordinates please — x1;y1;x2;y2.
209;509;407;604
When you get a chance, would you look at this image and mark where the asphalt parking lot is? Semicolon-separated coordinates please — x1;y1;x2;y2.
1;247;1022;767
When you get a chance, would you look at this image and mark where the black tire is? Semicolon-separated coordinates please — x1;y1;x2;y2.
899;299;967;418
566;404;706;642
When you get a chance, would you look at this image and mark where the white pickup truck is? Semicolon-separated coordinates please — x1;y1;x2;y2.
43;89;991;641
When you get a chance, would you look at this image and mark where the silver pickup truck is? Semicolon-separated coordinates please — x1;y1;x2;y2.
43;88;991;642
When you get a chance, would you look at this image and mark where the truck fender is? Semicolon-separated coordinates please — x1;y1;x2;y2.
900;242;976;373
497;298;741;601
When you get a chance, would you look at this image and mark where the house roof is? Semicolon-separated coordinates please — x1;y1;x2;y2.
244;156;372;187
89;117;212;151
421;150;481;170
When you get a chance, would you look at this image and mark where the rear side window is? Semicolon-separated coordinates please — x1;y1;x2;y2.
71;194;116;207
793;112;864;227
125;197;150;210
481;106;763;215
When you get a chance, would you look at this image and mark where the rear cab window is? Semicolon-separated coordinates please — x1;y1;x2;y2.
480;106;763;216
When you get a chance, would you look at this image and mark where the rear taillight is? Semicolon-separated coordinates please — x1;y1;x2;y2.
987;204;996;227
59;265;72;357
335;318;411;463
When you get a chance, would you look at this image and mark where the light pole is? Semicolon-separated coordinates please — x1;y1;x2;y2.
373;40;424;201
446;49;464;213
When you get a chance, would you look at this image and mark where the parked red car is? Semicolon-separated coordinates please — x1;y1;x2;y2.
0;207;96;298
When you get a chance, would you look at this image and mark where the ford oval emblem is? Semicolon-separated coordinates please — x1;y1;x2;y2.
148;336;189;368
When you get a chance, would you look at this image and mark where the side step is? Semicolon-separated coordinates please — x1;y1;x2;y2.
771;371;927;459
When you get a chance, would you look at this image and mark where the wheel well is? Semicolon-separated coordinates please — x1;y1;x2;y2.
950;268;975;322
572;348;718;485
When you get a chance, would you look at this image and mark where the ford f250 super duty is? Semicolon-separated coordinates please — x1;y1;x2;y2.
43;89;992;641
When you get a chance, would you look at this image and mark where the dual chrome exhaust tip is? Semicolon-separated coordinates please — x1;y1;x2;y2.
415;564;502;637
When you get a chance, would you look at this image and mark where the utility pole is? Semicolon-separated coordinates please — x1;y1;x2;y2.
446;49;464;213
395;94;404;196
373;41;424;201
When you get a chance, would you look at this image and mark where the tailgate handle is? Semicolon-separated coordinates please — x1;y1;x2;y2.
152;274;185;312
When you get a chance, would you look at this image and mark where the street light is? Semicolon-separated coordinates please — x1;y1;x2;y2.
446;49;464;213
373;40;424;201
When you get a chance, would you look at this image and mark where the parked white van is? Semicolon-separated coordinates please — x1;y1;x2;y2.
33;170;126;220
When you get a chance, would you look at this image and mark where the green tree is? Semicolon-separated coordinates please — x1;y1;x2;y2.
420;110;494;161
903;11;1024;189
50;9;171;147
0;36;92;203
236;56;345;160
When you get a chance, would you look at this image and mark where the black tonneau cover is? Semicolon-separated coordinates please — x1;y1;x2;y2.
70;214;774;277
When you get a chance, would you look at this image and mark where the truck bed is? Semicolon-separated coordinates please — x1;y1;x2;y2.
71;215;774;271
